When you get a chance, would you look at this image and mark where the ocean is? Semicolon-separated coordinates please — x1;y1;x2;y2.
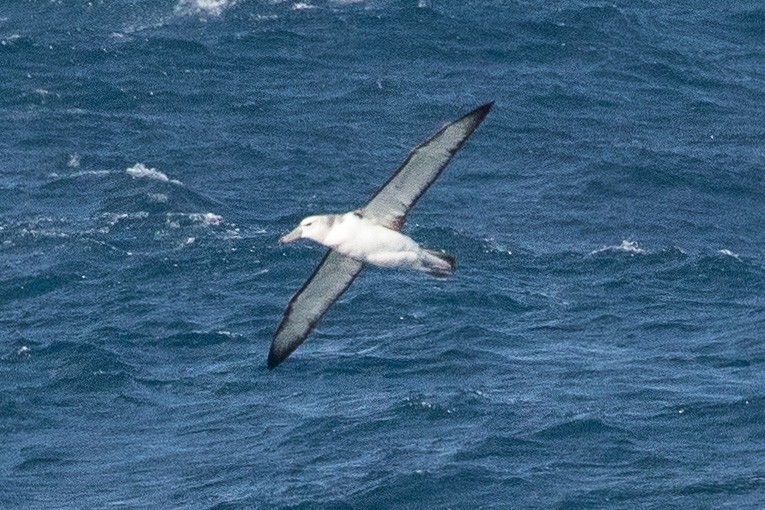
1;0;764;508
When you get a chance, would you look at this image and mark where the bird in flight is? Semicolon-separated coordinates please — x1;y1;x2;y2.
269;102;493;369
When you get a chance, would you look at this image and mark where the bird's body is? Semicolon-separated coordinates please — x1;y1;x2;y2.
281;211;454;275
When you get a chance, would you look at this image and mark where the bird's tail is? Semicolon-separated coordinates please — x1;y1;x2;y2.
421;249;456;277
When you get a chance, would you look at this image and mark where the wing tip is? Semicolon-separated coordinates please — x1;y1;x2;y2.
451;101;494;132
267;349;283;370
471;101;495;121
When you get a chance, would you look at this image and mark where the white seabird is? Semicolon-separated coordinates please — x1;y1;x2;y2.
279;212;456;276
269;102;493;369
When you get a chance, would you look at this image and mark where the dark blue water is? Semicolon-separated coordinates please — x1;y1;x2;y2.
2;1;764;508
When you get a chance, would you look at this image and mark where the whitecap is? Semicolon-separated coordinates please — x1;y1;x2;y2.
591;240;647;255
616;240;647;254
175;0;237;16
102;211;150;227
292;2;317;10
0;34;21;47
49;169;111;180
126;163;182;185
718;249;741;261
164;212;224;228
189;212;223;226
481;236;512;256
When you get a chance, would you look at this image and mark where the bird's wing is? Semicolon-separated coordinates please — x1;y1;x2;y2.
268;250;364;369
360;102;494;231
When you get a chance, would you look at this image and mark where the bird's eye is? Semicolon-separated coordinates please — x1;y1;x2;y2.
304;222;312;227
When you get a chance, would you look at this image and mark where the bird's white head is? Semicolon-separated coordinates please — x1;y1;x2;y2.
279;215;334;245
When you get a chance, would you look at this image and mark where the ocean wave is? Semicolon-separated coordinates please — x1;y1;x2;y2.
292;2;318;11
101;211;150;227
27;341;137;394
718;248;741;261
0;217;81;250
591;240;647;255
126;163;182;185
533;417;631;440
668;396;764;426
400;393;456;418
0;33;27;49
346;464;527;509
160;330;246;348
0;273;78;303
68;169;113;178
188;212;223;226
164;212;224;228
147;192;169;204
174;0;237;17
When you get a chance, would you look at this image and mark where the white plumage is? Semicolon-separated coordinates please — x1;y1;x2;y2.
280;212;454;275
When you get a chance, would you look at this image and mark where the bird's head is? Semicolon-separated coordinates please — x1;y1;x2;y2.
279;215;334;245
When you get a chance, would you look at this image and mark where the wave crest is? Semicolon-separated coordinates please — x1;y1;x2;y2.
591;240;647;255
174;0;237;17
126;163;182;185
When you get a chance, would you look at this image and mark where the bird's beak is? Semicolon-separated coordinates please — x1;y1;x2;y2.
279;226;302;244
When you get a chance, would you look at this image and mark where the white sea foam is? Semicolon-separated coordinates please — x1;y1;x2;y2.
67;153;81;168
292;2;317;10
10;217;72;240
72;170;111;177
591;240;647;255
147;193;169;204
0;34;21;46
19;228;69;239
718;249;741;261
102;211;150;227
616;240;647;254
253;14;279;21
126;163;182;185
165;212;224;227
175;0;237;16
481;236;512;256
189;212;223;226
50;169;111;179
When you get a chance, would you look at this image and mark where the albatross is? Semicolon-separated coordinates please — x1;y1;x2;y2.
269;102;493;369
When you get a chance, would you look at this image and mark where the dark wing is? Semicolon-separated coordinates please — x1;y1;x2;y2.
360;102;494;231
268;250;364;369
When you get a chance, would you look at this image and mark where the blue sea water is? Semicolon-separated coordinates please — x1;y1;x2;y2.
2;0;765;508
